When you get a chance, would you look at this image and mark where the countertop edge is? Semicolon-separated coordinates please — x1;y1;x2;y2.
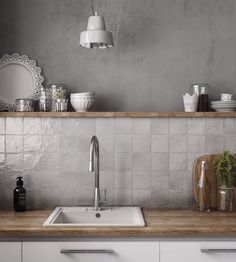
1;209;236;238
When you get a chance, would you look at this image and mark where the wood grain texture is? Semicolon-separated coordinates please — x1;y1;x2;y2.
0;209;236;237
0;112;236;118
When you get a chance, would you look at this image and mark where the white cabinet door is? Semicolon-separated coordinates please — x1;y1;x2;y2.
161;241;236;262
23;241;159;262
0;242;21;262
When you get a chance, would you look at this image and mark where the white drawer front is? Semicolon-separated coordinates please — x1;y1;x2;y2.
23;241;159;262
0;242;21;262
161;242;236;262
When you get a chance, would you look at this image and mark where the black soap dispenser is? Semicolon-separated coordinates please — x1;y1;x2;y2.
14;177;26;212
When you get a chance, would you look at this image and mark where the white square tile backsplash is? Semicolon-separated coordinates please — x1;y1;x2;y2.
0;136;5;153
169;119;187;134
0;118;6;134
187;119;205;134
133;135;150;153
169;134;186;153
151;119;169;134
6;135;23;153
151;135;169;152
205;118;224;135
114;135;132;153
0;117;233;209
6;117;23;134
132;119;151;134
24;118;41;135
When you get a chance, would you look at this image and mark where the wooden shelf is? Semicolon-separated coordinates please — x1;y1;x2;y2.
0;111;236;118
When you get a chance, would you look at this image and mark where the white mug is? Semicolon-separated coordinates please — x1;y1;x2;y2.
183;93;198;112
221;93;233;101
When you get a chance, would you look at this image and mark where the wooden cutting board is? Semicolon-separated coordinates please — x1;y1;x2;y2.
193;154;218;210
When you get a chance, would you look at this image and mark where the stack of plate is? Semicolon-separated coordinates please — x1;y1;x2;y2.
211;100;236;112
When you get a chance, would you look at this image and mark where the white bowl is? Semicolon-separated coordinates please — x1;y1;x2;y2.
71;99;95;112
70;96;95;99
71;96;95;100
70;97;95;100
71;92;95;96
71;92;95;95
71;93;95;96
71;98;95;102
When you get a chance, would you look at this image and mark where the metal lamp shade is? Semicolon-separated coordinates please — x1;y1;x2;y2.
80;14;113;49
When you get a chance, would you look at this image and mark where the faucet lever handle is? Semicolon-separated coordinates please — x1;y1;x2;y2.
104;189;107;202
100;189;107;206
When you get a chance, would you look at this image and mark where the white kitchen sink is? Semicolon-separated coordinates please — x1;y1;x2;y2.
43;207;145;227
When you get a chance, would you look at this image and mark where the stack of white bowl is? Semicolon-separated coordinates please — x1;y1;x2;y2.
70;92;95;112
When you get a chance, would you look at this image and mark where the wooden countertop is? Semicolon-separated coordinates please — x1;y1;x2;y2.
1;111;236;118
0;209;236;237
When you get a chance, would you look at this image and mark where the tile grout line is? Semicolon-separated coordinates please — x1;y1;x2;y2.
185;118;188;208
131;118;134;206
186;118;190;208
4;117;6;166
111;119;115;206
149;118;152;207
167;118;170;208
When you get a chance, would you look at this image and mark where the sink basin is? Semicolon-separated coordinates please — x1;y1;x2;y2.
43;207;145;227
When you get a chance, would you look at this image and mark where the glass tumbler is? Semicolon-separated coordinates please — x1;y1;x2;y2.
218;187;235;212
47;84;66;112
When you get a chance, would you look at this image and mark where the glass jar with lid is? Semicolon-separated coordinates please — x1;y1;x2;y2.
15;99;34;112
39;87;51;111
47;84;66;112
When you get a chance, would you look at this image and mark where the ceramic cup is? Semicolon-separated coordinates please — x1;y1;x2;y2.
221;93;233;102
183;101;198;112
183;93;198;112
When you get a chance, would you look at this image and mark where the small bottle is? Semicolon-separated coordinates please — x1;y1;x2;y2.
198;85;209;112
39;87;49;112
192;84;201;97
198;161;210;212
14;177;26;212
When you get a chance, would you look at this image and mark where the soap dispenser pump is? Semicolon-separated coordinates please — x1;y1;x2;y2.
14;177;26;212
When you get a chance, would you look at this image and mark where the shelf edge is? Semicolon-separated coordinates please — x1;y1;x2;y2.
0;112;236;118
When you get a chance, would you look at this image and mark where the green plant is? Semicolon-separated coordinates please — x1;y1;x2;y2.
214;150;236;187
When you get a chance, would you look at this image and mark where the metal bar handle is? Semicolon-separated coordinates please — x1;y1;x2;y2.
61;249;114;254
201;249;236;253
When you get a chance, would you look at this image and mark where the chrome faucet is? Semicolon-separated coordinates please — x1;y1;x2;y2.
89;135;103;211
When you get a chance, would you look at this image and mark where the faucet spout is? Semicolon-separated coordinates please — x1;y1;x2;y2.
89;160;94;172
89;137;95;172
89;135;101;210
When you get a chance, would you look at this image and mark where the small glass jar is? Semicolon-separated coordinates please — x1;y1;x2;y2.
15;99;34;112
47;84;66;112
218;187;235;212
55;98;68;112
39;87;51;112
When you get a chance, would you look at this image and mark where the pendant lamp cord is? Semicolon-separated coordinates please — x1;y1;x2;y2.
91;0;95;15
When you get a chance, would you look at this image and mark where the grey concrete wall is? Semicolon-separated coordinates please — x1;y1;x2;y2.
0;0;236;111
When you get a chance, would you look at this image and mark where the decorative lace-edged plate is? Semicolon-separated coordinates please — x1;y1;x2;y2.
0;53;44;111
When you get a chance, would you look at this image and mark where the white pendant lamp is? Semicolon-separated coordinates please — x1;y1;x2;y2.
80;1;113;49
